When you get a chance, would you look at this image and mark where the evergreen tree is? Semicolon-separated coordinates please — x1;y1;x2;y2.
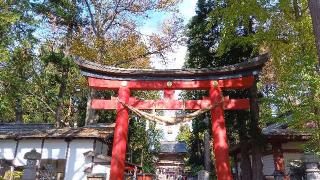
184;0;261;178
211;0;320;156
0;1;37;123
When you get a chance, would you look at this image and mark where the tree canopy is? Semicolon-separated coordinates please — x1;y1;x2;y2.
0;0;181;172
180;0;320;178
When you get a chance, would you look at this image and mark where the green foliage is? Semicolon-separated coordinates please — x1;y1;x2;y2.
3;170;23;179
209;0;320;153
184;0;216;172
0;1;37;123
33;49;82;124
184;0;258;175
0;44;35;122
0;1;36;59
0;2;19;61
176;124;192;146
128;118;163;173
189;165;204;176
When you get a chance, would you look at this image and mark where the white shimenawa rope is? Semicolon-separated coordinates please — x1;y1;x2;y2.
117;98;223;125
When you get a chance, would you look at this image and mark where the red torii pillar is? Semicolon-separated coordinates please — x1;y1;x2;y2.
210;81;232;180
110;86;130;179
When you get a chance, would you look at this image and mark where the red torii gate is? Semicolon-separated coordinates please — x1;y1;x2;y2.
77;54;269;180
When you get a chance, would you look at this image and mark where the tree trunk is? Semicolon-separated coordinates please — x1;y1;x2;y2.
309;0;320;66
251;145;264;179
55;70;68;127
85;88;97;125
237;111;252;180
204;130;211;171
250;76;264;180
240;141;252;180
15;97;23;123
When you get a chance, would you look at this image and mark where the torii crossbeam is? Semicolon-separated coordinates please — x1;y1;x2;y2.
76;53;269;180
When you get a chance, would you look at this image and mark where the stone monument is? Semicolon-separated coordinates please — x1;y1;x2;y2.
22;149;41;180
304;153;320;180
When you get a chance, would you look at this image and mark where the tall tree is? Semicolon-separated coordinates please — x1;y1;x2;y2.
32;0;84;126
33;0;183;124
185;0;259;178
211;0;320;164
183;1;216;174
0;1;37;123
72;0;183;124
31;0;184;126
36;49;80;126
1;46;35;123
309;0;320;66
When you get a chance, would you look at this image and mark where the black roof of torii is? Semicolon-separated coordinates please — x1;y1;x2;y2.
75;53;269;81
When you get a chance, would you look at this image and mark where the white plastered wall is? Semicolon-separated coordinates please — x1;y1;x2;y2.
93;140;111;180
92;164;110;180
13;139;42;166
41;139;67;159
262;154;275;176
0;139;16;160
64;139;94;180
1;138;111;180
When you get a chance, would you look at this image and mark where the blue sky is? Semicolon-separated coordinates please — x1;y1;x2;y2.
141;0;198;69
141;1;198;140
142;0;197;31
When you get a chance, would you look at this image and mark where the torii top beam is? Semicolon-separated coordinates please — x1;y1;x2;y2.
76;53;269;90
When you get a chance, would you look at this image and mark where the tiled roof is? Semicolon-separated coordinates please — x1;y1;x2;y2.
160;141;187;153
0;123;114;140
262;123;310;136
0;123;54;134
230;123;311;154
76;53;269;81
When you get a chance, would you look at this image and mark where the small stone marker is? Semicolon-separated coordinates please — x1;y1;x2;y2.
197;170;210;180
22;149;41;180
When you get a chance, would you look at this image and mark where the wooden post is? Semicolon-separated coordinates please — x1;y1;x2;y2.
110;85;130;180
249;76;264;180
209;81;232;180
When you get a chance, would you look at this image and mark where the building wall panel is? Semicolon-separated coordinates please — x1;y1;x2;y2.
0;140;16;160
65;139;94;180
262;154;274;176
41;139;67;159
92;164;110;180
282;142;303;150
13;139;42;166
